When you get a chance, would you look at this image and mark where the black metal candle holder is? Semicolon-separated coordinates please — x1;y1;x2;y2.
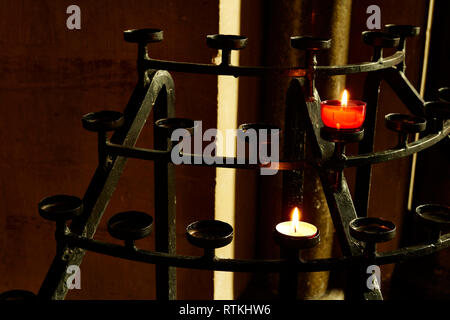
384;25;420;46
438;87;450;103
424;101;450;119
206;34;248;66
3;21;447;301
349;217;396;249
124;28;163;44
362;31;400;61
238;123;280;142
186;220;233;259
416;204;450;242
124;28;163;84
155;117;195;138
384;113;427;148
424;101;450;132
384;25;419;72
321;126;364;190
349;216;396;268
107;211;154;250
291;36;331;99
154;118;196;165
82;111;125;169
348;217;396;298
38;194;83;255
81;111;125;133
38;195;83;222
0;290;37;301
238;122;281;151
320;126;365;145
154;117;195;130
274;222;320;300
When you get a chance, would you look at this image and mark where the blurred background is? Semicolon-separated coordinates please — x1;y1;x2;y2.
0;0;448;299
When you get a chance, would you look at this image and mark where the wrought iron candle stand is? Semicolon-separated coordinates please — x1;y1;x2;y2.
1;24;450;301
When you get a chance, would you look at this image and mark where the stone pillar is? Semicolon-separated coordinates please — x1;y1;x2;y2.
255;0;352;299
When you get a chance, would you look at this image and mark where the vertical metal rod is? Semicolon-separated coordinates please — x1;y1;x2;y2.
354;43;385;217
203;248;216;260
332;142;346;160
397;133;409;148
221;49;231;66
279;247;300;300
361;242;383;300
397;38;407;73
305;51;317;99
325;142;346;192
373;47;383;62
153;89;177;300
354;69;382;217
55;221;67;255
125;240;137;251
363;242;377;260
97;131;108;169
137;43;150;85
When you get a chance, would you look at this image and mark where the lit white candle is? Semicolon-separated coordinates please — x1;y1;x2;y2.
276;207;317;237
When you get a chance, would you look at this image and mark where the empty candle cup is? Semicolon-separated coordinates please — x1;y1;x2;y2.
415;204;450;229
155;117;196;139
438;87;450;103
38;194;83;222
349;217;396;243
82;111;124;132
107;211;154;242
186;220;234;250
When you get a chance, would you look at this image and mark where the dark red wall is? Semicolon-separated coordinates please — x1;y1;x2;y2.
0;0;219;299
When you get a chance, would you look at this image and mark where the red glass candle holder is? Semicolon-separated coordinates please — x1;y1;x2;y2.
320;99;367;129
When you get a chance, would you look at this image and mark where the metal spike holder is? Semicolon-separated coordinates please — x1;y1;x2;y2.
1;24;450;301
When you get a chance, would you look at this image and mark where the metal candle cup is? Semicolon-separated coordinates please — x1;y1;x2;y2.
275;208;319;300
186;220;233;249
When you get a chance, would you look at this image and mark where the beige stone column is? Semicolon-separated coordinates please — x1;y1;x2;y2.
256;0;352;299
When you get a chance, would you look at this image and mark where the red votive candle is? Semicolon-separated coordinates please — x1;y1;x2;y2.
321;90;366;129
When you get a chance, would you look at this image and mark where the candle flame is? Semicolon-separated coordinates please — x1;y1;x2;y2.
291;207;301;233
341;90;349;108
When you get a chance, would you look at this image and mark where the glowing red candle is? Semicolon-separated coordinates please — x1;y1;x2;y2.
321;90;366;129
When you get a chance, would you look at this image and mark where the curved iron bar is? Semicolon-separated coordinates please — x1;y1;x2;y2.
38;70;176;300
105;119;449;171
315;51;405;76
342;121;450;168
141;51;404;78
105;142;313;170
142;59;306;77
64;232;450;273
